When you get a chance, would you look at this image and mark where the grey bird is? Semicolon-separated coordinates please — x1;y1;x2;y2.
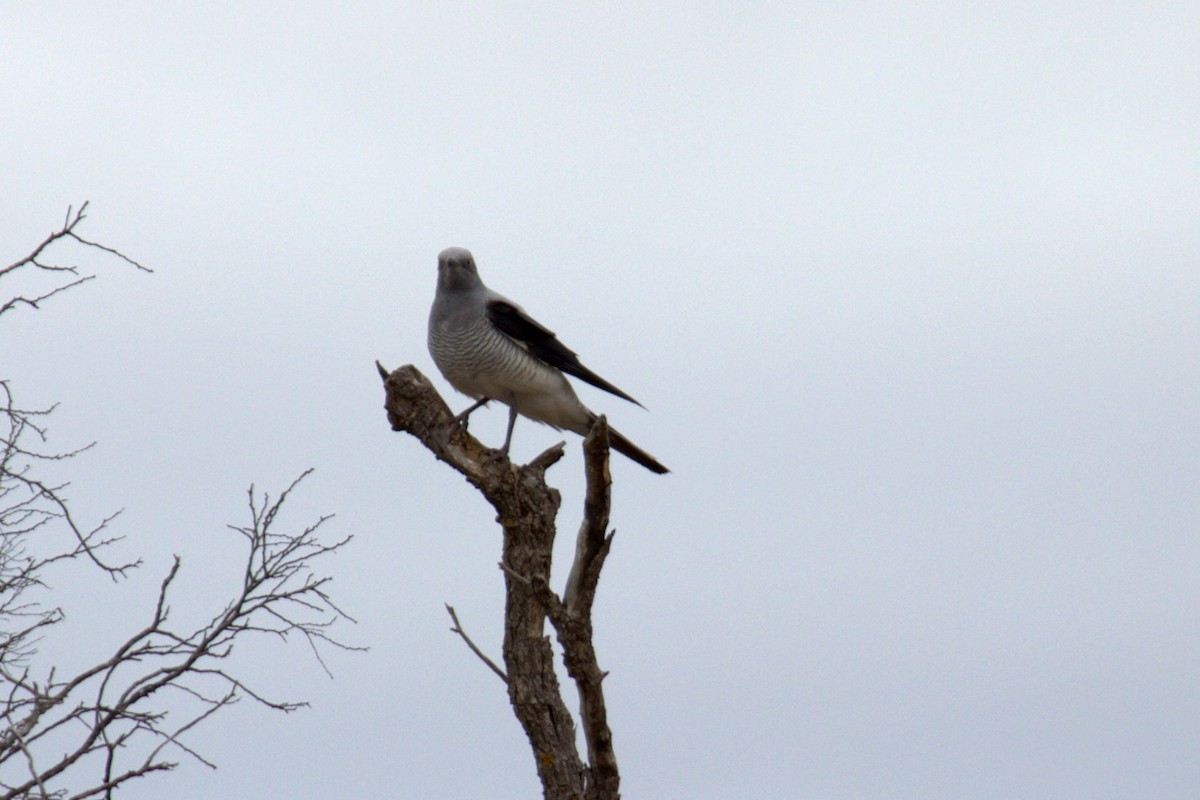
427;247;668;474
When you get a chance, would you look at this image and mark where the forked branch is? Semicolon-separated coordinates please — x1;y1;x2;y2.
0;201;151;319
380;362;622;800
0;472;356;800
1;209;356;799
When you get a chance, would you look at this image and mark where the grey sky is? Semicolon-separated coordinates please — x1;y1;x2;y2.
3;3;1198;798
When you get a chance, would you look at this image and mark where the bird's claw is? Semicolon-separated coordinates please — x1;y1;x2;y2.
451;397;492;431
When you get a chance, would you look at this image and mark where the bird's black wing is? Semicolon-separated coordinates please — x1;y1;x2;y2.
487;297;643;407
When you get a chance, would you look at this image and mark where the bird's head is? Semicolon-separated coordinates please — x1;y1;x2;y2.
437;247;483;292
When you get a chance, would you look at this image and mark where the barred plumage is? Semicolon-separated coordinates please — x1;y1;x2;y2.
427;247;668;474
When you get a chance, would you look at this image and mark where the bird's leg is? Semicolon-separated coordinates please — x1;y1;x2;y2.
451;396;491;429
500;402;519;456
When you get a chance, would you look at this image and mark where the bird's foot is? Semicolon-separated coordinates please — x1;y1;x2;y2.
451;397;491;431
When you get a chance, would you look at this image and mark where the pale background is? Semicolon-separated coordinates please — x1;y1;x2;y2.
3;3;1197;798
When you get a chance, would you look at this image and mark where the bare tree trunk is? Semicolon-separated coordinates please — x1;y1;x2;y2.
378;363;621;800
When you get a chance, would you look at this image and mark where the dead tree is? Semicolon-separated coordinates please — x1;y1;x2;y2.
378;362;621;800
1;207;356;798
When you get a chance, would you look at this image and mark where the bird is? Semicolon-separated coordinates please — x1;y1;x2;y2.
427;247;668;474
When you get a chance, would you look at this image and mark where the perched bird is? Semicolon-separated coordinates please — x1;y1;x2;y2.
427;247;668;474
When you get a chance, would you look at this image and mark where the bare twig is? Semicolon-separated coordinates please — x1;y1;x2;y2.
6;717;49;799
444;604;507;683
0;472;355;800
1;205;149;577
0;201;150;319
0;210;360;799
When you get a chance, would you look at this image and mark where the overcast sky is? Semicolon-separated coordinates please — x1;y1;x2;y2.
3;3;1198;798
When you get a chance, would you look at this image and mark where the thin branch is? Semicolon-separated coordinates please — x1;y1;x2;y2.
6;715;50;799
444;605;507;683
0;472;355;800
0;276;95;317
63;232;152;274
0;209;363;800
0;201;151;320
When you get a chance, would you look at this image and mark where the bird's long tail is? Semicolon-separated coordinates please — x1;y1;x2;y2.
607;426;670;474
